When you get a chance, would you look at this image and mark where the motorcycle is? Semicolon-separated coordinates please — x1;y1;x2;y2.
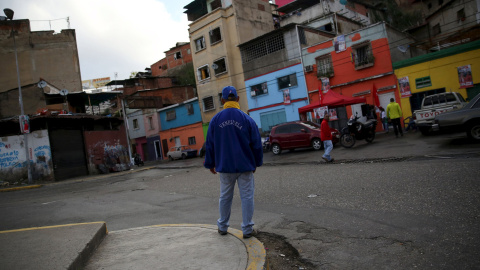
340;114;377;148
134;154;144;167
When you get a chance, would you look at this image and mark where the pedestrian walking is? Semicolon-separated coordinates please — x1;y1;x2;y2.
386;98;403;137
204;86;263;239
321;114;334;162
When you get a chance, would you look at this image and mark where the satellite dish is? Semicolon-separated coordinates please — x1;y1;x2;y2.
37;80;47;88
59;89;69;96
212;63;219;70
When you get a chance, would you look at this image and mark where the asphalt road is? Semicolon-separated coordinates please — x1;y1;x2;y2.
1;132;479;269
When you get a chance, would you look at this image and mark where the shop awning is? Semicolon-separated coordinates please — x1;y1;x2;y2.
298;90;366;114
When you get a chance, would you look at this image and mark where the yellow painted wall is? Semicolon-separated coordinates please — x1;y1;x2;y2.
394;48;480;118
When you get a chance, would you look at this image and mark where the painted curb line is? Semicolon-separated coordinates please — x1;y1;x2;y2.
0;184;42;192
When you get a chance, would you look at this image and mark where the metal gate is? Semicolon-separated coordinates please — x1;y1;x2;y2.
49;129;88;181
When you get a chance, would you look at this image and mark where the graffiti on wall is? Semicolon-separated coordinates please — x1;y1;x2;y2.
87;139;131;174
0;142;21;169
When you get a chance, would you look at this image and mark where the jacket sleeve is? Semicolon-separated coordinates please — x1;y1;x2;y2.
250;120;263;167
204;118;216;169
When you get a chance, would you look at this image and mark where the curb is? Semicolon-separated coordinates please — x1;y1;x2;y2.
135;224;266;270
0;184;43;192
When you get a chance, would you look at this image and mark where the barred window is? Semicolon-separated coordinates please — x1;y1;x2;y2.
316;54;333;78
353;43;374;68
203;96;215;112
251;82;268;97
241;33;285;63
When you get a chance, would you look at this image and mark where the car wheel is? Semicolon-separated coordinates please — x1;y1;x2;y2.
168;156;173;161
181;153;186;160
419;126;430;136
271;143;282;155
467;121;480;141
312;138;322;150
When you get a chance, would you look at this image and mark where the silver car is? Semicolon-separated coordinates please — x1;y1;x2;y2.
433;93;480;141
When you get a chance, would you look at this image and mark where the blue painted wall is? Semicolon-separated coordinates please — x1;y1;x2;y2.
245;63;309;132
159;99;202;130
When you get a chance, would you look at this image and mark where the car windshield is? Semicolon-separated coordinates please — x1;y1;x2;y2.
181;146;191;150
301;121;320;130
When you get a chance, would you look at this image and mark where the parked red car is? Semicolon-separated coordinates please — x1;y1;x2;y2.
269;121;340;155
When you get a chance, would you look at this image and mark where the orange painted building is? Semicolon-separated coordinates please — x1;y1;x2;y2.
301;22;421;131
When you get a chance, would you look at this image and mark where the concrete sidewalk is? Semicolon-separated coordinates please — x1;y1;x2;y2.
0;223;265;270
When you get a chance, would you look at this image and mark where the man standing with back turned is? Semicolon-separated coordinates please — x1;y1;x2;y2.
204;86;263;239
386;98;403;138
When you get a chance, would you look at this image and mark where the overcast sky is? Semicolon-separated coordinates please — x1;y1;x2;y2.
1;0;192;82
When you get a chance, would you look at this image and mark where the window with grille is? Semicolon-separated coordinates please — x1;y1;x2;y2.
197;65;210;81
186;104;194;115
203;96;215;112
166;110;176;121
353;43;374;68
188;136;196;145
277;74;297;90
209;27;222;45
251;82;268;97
133;119;139;129
195;36;206;52
241;33;285;63
316;54;334;78
213;58;227;75
415;76;432;88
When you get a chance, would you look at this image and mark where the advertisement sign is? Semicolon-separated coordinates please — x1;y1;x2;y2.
19;115;30;134
334;35;346;53
321;77;331;92
458;65;473;88
314;106;328;119
398;76;412;98
329;109;338;120
92;77;111;88
283;89;291;105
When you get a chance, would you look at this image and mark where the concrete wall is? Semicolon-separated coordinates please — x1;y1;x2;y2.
84;129;131;174
0;20;82;94
159;122;205;160
159;99;202;130
0;130;53;183
127;109;146;139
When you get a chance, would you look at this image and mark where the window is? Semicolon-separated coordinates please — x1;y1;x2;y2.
203;96;215;112
432;24;441;36
251;82;268;97
197;65;210;81
457;9;466;21
277;74;297;90
195;36;206;52
241;33;285;63
274;125;291;134
209;27;222;45
416;76;432;88
188;136;196;145
174;51;182;60
166;110;176;121
213;58;227;75
353;43;374;68
218;93;223;107
316;54;334;77
186;104;194;115
148;116;154;130
133;119;139;129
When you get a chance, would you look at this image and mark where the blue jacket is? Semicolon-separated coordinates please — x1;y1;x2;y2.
204;108;263;173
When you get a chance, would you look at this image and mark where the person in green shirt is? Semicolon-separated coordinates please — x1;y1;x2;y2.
386;98;403;138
